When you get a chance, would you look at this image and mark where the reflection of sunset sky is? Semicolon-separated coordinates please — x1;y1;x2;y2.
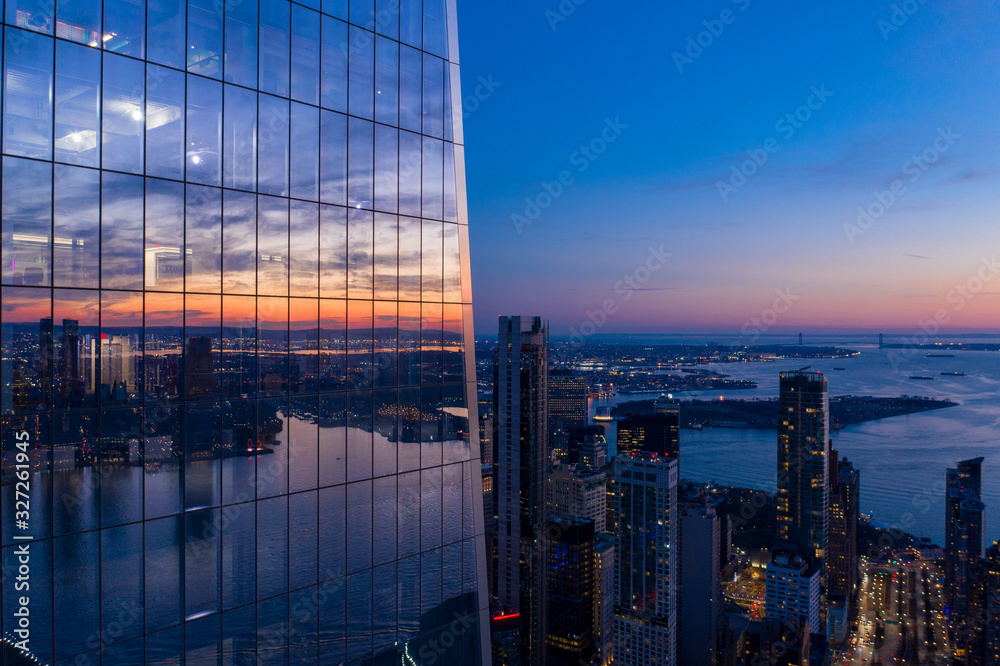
460;2;1000;334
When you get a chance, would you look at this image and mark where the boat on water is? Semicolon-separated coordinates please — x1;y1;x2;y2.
940;372;966;376
926;353;955;358
909;375;935;380
833;367;846;371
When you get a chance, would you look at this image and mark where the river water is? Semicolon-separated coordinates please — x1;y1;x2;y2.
585;334;1000;545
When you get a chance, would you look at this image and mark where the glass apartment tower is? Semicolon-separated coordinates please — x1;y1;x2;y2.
0;0;489;663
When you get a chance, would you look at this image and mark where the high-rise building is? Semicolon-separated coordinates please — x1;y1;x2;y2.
548;369;588;453
765;546;821;634
679;503;721;666
493;315;548;665
968;542;1000;666
614;452;679;665
545;516;596;666
828;452;860;598
947;457;986;616
547;463;607;533
566;424;607;469
776;371;830;581
594;534;616;666
0;1;488;662
616;396;680;459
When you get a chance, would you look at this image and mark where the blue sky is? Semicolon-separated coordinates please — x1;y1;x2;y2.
456;1;1000;337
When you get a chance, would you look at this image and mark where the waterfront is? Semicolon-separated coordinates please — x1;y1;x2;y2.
586;336;1000;545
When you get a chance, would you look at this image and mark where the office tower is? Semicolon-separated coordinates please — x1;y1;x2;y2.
742;617;815;666
594;534;615;666
776;371;830;579
616;395;680;459
968;542;1000;666
548;369;588;452
614;453;679;666
493;315;548;665
566;424;607;469
0;1;488;662
545;516;596;666
764;546;821;633
678;503;721;666
947;457;986;616
828;452;859;597
547;464;607;533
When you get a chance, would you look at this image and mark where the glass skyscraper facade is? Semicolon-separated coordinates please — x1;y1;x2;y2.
0;0;488;662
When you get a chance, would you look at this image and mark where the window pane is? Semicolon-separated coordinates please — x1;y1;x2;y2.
374;124;398;214
346;481;372;573
99;407;144;525
398;45;421;133
373;213;397;300
186;184;222;292
100;290;143;406
144;292;183;405
146;64;186;179
348;26;374;119
319;204;346;298
101;171;144;290
318;392;346;485
260;0;290;97
398;131;421;217
148;0;185;68
372;302;396;390
54;532;100;659
422;137;444;220
54;41;100;167
224;0;257;86
103;0;145;57
400;0;421;48
223;190;257;294
291;4;320;104
290;102;319;201
0;287;50;413
444;143;458;222
2;156;52;286
320;110;347;205
422;54;444;138
144;403;183;518
290;201;319;297
258;196;289;296
5;0;53;34
421;219;443;301
397;217;420;301
289;298;318;395
443;223;461;303
55;0;100;45
187;74;222;186
185;294;221;401
4;27;54;159
374;39;398;127
53;411;98;532
423;0;448;58
188;0;222;78
289;396;318;491
145;516;184;631
258;94;289;196
222;295;257;399
347;209;373;299
184;404;222;506
375;0;399;39
320;15;348;113
223;84;257;191
346;299;372;392
102;52;144;173
53;288;99;409
145;178;185;291
258;299;288;396
319;299;346;393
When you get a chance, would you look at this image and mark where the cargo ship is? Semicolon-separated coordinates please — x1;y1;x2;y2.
940;372;965;376
926;353;955;358
909;375;935;380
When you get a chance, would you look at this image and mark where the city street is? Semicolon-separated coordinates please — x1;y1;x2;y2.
841;562;950;665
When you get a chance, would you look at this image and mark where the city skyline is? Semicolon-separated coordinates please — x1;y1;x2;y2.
457;2;1000;335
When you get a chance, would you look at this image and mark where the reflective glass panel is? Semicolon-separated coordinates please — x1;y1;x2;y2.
54;41;100;167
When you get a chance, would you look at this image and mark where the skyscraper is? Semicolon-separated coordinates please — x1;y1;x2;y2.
947;457;986;616
0;0;488;662
616;395;680;459
566;423;607;469
545;516;596;666
776;371;830;579
828;452;860;598
614;452;679;665
547;463;607;533
678;503;721;666
493;315;548;665
547;369;587;452
764;546;821;633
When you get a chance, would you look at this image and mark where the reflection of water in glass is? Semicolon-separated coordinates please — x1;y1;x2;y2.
587;341;1000;545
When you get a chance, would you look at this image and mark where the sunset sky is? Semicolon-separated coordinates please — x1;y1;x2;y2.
458;1;1000;337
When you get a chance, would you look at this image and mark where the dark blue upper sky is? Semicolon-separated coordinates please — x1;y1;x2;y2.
457;1;1000;337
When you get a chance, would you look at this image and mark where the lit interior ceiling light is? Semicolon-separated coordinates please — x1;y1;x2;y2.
191;155;202;164
130;109;143;121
